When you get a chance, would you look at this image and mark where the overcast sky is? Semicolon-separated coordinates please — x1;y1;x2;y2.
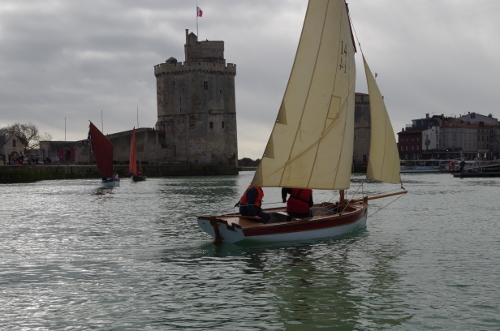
1;0;499;159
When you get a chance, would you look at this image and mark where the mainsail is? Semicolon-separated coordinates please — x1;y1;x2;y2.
252;0;356;190
364;57;402;184
129;127;137;175
196;0;406;245
88;121;114;178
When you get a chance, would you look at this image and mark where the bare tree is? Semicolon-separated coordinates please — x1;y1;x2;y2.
0;122;51;152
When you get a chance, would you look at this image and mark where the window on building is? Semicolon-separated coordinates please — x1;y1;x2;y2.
210;122;213;129
222;121;225;129
204;81;208;90
12;139;16;147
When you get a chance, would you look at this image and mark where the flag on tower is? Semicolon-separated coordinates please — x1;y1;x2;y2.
197;7;203;17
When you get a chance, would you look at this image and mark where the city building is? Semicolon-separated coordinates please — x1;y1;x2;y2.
0;135;26;164
398;112;500;160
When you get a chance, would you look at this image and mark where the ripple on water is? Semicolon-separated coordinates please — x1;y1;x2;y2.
0;176;499;329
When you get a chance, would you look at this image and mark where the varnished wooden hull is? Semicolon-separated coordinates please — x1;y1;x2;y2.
197;201;368;244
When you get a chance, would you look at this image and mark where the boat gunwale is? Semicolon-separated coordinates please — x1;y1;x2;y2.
197;201;367;234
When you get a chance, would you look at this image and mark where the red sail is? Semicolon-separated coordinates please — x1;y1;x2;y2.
129;127;137;175
88;121;114;178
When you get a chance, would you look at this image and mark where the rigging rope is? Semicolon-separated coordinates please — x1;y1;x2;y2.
368;192;406;218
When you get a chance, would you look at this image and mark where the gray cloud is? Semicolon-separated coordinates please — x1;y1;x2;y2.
1;0;499;159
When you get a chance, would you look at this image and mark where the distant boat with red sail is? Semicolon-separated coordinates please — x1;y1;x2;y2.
88;121;120;188
129;127;146;182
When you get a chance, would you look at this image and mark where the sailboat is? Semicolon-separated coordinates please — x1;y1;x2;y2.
197;0;407;244
129;127;146;181
88;121;119;188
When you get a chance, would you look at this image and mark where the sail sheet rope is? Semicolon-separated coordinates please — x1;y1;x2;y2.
367;193;406;218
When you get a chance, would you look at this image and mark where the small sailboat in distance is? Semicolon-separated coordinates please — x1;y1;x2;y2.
197;0;407;244
129;127;146;181
88;121;119;188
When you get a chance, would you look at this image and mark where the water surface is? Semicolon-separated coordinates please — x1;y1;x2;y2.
1;172;499;330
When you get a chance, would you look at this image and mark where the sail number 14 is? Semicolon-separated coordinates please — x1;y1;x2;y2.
338;41;349;73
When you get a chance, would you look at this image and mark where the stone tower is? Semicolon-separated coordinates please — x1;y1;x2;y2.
154;30;238;166
353;93;371;164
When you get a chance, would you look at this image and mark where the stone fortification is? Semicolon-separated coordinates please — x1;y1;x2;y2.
33;29;239;179
154;30;238;167
353;93;371;165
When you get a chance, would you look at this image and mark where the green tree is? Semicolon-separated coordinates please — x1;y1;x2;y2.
0;122;51;152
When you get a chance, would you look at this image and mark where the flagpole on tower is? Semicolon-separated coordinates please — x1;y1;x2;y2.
196;5;203;37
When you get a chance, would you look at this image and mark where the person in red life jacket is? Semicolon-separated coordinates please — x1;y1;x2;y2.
236;185;270;223
282;188;313;218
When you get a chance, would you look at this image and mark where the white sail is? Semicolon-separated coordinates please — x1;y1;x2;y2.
364;56;402;184
252;0;356;190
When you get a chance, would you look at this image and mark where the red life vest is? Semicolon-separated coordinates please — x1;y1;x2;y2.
239;185;264;208
287;188;312;214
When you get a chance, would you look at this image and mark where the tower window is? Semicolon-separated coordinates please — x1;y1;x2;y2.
222;121;225;129
210;122;213;129
204;81;208;90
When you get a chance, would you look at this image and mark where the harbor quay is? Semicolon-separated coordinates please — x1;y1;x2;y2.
0;164;238;184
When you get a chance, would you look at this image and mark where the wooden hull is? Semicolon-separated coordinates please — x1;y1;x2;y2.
197;201;368;244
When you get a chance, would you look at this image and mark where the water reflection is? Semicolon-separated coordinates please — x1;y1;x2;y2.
2;175;499;329
93;187;114;195
180;234;413;330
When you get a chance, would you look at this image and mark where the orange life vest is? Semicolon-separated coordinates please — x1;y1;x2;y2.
239;185;264;208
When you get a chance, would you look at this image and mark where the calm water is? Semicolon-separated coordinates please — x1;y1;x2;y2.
1;172;499;330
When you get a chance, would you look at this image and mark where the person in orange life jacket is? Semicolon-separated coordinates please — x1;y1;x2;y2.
282;188;313;218
236;185;270;223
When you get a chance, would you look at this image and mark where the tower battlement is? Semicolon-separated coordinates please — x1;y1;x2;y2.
154;61;236;77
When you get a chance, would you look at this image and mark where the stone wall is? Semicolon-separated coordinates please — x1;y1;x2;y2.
353;93;371;164
0;164;238;183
